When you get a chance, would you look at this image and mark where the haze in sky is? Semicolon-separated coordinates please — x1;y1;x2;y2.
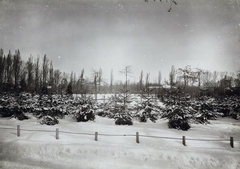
0;0;240;82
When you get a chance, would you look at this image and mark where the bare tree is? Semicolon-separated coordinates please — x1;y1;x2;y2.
158;70;162;94
19;62;27;91
70;71;74;84
34;56;40;92
98;68;102;93
61;72;69;95
5;50;13;85
139;70;144;93
110;69;113;93
163;65;183;104
53;69;61;94
168;65;177;89
235;68;240;87
178;65;194;88
145;72;150;93
219;71;228;80
26;55;34;93
79;69;85;94
42;54;49;86
13;50;22;88
92;69;99;100
73;72;77;93
119;66;133;112
194;68;205;88
202;71;211;87
49;61;54;88
0;49;5;85
212;71;219;87
120;66;132;93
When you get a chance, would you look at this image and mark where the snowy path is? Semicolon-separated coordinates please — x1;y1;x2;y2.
0;115;240;169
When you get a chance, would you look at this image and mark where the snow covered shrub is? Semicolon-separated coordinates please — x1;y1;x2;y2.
95;109;106;117
110;100;133;125
73;98;95;122
11;107;29;121
97;93;134;120
34;107;64;119
230;104;240;120
0;106;14;117
138;110;147;122
193;103;217;124
167;107;191;131
168;118;190;131
74;109;95;122
40;115;59;125
115;113;133;125
136;101;159;123
220;106;230;117
95;101;116;119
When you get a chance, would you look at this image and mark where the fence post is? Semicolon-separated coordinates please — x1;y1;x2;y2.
230;137;234;148
136;132;139;143
95;132;98;141
182;136;186;146
17;125;20;137
56;128;59;140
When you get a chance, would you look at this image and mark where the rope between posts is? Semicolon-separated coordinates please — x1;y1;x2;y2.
186;138;229;142
98;133;135;137
21;129;55;133
0;127;16;130
139;134;180;140
60;131;95;136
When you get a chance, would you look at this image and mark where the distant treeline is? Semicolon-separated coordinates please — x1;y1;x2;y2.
0;49;240;96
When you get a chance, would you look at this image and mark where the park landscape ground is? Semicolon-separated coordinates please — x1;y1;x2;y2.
0;94;240;169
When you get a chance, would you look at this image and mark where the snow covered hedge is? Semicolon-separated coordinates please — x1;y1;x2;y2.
0;92;240;128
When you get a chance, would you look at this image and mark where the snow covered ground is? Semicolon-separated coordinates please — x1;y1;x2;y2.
0;114;240;169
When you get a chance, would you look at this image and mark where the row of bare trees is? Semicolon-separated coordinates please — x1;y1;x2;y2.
0;49;240;95
163;65;240;96
0;49;122;95
0;49;89;94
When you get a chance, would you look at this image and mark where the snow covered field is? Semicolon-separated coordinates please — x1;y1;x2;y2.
0;114;240;169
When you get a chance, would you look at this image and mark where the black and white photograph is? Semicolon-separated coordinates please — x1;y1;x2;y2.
0;0;240;168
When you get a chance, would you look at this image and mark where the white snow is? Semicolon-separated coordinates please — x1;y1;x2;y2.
0;114;240;169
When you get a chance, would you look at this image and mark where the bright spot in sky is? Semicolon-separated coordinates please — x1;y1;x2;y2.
58;56;61;59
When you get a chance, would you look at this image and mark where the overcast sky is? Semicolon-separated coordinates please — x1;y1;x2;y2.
0;0;240;83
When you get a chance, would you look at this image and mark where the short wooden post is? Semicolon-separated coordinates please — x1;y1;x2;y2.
17;125;20;137
230;137;234;148
136;132;139;143
56;128;59;140
95;132;98;141
182;136;186;146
